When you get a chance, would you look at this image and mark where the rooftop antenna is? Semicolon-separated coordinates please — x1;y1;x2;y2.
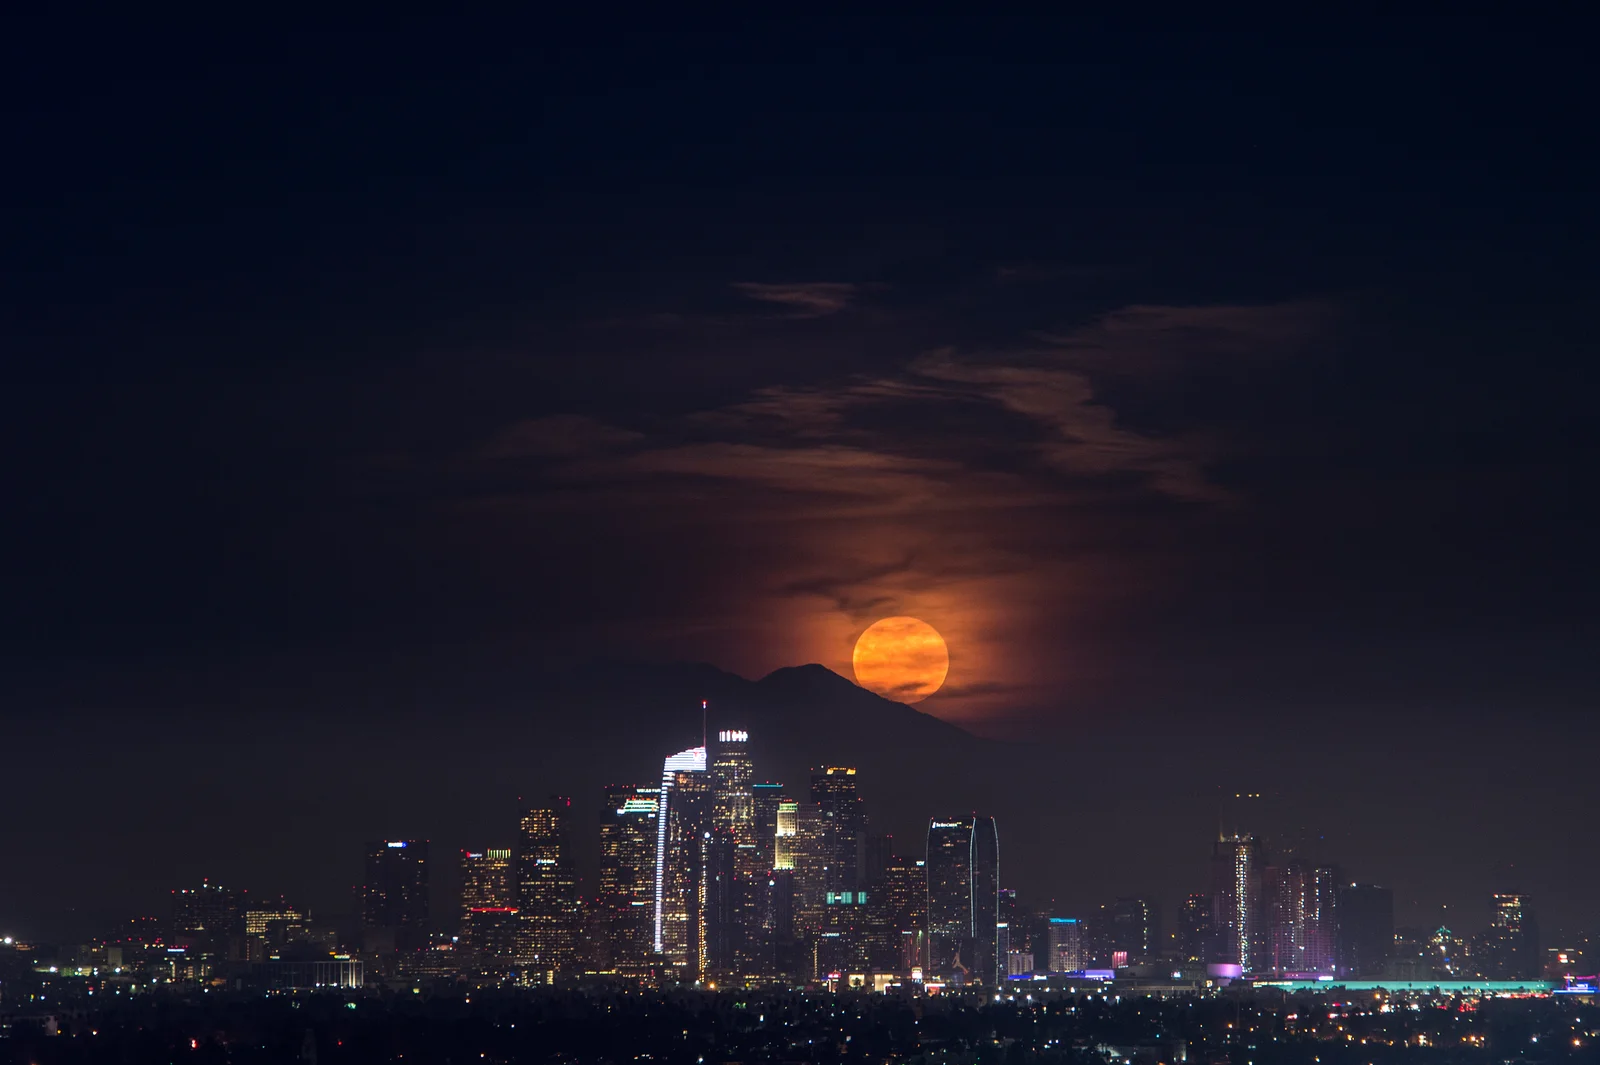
701;699;708;751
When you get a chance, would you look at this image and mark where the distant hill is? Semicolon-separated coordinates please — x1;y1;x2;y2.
1;648;1573;948
1;652;1009;936
0;651;1180;943
465;659;992;864
540;659;978;784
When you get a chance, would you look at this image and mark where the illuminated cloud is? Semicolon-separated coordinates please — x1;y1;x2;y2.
459;299;1329;728
908;353;1222;501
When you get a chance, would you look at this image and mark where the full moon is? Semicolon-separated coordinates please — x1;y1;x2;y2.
851;616;950;703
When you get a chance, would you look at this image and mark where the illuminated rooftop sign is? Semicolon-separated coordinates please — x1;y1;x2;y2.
930;821;965;829
386;841;407;848
718;730;749;743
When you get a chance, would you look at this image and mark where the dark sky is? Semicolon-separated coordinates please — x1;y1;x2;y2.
3;20;1597;938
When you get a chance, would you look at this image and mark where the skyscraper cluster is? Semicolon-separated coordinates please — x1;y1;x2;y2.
344;814;1544;988
432;726;1002;987
1201;833;1355;978
98;727;1547;992
1190;834;1540;982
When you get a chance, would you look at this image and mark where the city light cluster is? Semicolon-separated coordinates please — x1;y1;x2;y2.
0;727;1583;1002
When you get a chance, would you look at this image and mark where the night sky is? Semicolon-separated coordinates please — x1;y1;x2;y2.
3;20;1596;941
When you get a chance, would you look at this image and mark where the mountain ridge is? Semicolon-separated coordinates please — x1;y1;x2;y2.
0;651;1001;937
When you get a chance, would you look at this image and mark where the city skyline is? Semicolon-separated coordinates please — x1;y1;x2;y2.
2;666;1592;949
1;713;1571;994
3;15;1597;1018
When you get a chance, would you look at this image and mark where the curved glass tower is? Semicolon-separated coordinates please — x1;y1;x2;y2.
654;745;707;963
925;814;999;984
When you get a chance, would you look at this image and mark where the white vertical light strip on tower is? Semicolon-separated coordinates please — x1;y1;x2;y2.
653;745;707;953
926;818;935;974
991;816;1000;980
1235;845;1250;971
968;816;977;940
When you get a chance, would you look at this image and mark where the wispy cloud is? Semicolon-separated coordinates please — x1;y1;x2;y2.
732;282;860;318
470;301;1328;519
910;352;1224;501
449;299;1329;726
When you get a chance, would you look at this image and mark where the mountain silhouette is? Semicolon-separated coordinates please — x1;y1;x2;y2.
480;660;988;851
0;653;1001;935
4;647;1569;945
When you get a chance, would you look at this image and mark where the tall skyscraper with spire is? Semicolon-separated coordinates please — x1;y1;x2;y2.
654;743;709;978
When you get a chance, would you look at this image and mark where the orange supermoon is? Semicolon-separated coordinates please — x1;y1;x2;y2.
852;616;949;703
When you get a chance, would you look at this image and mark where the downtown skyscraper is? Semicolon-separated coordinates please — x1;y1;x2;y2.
811;767;866;895
708;730;763;977
1109;897;1161;966
787;800;829;941
172;879;247;961
654;744;709;977
1178;893;1212;964
925;815;1000;985
1047;917;1083;972
869;853;926;973
361;840;429;953
599;784;659;975
517;797;579;977
1335;883;1394;976
1480;892;1540;979
1263;859;1338;976
459;848;516;971
1210;834;1261;972
773;765;866;969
